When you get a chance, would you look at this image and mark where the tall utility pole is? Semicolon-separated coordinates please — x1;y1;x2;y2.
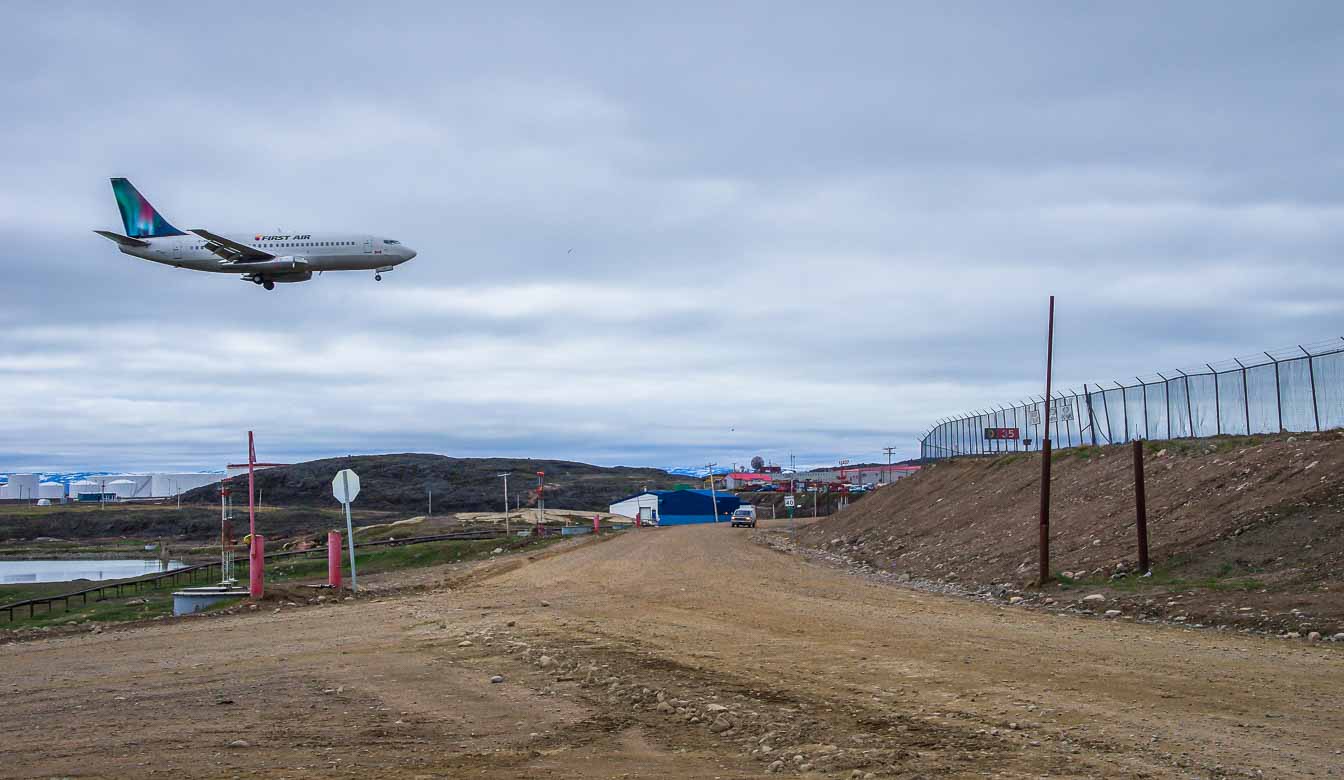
496;473;510;536
427;486;433;518
248;429;257;542
706;463;720;522
882;446;896;484
1038;296;1056;586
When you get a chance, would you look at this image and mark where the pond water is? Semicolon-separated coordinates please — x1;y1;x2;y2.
0;559;186;584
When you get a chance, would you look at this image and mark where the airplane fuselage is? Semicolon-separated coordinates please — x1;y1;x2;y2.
119;232;416;276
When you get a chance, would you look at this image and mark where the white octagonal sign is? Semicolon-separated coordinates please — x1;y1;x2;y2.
332;469;361;504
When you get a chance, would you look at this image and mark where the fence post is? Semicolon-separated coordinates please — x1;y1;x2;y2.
1084;384;1098;446
1235;358;1250;434
1207;364;1221;435
1179;369;1194;437
1140;377;1150;439
1064;389;1075;443
1119;382;1130;442
1100;384;1114;444
1133;440;1150;574
1301;346;1321;432
1156;373;1172;439
1266;352;1283;433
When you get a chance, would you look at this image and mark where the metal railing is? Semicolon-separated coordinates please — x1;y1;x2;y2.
920;337;1344;459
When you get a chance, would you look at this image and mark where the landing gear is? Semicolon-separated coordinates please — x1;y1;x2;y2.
374;274;382;281
262;280;275;290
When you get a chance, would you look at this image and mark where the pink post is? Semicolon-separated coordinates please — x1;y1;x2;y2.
593;514;600;535
327;531;342;589
247;431;263;598
249;535;264;598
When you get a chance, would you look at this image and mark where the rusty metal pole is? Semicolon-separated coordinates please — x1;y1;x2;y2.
1133;440;1150;573
1302;346;1321;432
1207;364;1221;435
1038;295;1055;586
1267;353;1283;433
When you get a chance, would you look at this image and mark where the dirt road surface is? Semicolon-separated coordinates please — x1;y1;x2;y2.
2;521;1340;778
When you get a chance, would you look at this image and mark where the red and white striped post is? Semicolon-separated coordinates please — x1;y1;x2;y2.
327;531;342;589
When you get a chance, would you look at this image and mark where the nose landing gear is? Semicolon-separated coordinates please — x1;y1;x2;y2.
374;265;395;282
374;274;382;281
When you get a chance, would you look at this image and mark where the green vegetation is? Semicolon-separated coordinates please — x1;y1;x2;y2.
3;533;564;631
254;535;561;584
1054;561;1263;593
1144;434;1270;457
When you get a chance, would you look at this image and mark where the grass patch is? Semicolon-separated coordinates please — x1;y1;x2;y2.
1070;564;1264;593
3;533;560;630
256;535;559;584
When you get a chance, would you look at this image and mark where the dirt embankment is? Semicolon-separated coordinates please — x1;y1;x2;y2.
800;432;1344;634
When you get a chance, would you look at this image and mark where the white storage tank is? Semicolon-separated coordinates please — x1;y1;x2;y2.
38;482;65;499
5;474;39;500
151;472;220;497
107;479;137;499
70;479;99;500
102;474;153;497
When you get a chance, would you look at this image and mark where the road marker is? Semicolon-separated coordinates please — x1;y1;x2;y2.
332;469;361;592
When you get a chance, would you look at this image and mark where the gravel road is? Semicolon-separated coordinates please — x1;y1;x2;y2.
1;520;1339;778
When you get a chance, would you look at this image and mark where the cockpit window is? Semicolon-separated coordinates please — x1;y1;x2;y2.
383;239;400;245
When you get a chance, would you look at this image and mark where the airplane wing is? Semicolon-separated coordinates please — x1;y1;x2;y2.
189;229;275;262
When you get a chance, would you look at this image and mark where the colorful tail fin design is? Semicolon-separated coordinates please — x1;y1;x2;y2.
110;178;185;238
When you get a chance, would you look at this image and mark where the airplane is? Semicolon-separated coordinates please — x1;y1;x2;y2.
94;178;416;290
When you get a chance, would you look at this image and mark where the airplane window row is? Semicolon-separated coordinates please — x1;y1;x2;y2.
246;241;358;248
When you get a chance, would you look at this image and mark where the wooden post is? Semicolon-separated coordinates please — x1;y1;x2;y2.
1038;296;1055;586
1133;440;1150;573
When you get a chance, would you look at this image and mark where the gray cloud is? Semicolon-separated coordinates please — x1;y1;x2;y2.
3;2;1343;472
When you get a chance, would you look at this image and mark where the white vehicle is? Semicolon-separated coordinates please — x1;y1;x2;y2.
94;178;417;290
730;505;757;528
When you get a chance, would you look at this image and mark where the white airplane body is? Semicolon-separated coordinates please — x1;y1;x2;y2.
94;178;416;290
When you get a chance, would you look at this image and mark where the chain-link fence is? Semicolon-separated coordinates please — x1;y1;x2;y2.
920;338;1344;460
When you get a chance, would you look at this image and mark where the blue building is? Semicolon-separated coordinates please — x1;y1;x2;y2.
608;489;741;526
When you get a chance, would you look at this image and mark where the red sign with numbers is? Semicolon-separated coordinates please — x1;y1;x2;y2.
984;427;1020;440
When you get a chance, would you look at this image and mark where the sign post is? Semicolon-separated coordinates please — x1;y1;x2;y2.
332;469;361;593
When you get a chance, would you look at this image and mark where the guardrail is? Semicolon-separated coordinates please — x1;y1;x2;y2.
0;527;514;623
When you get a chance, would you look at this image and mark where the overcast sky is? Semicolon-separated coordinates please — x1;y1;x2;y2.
2;2;1342;473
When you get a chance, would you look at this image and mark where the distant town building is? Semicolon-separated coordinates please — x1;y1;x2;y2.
609;489;742;526
723;472;775;490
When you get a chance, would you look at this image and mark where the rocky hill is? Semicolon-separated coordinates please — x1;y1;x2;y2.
798;432;1344;636
183;454;678;513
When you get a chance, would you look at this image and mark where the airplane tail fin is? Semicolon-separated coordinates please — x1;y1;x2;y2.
110;178;185;238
